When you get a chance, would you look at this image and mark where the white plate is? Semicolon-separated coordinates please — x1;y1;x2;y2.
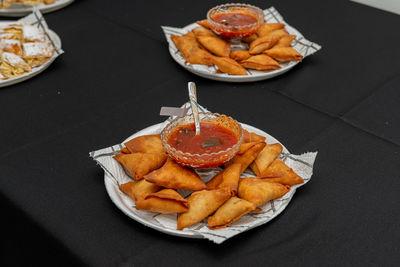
0;25;62;88
104;122;290;239
162;7;321;82
0;0;74;17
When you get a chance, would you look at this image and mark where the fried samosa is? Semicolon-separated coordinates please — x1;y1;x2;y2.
272;35;296;48
238;178;290;207
196;19;211;29
144;158;206;191
230;50;251;61
113;152;167;180
243;129;266;143
136;189;189;214
119;180;160;202
193;27;230;57
249;35;281;55
256;23;285;37
264;47;303;62
206;163;241;195
225;142;266;173
213;56;247;75
124;134;165;154
208;197;256;229
240;54;281;72
177;187;231;230
250;143;283;176
260;159;304;186
171;32;214;66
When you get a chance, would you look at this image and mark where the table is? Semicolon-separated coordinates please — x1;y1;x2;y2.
2;0;399;266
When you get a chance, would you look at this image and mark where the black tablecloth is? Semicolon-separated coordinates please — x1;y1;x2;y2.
2;0;400;266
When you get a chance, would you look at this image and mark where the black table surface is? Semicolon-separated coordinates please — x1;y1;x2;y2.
2;0;400;266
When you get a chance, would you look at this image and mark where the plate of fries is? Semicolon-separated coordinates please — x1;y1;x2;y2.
162;7;321;82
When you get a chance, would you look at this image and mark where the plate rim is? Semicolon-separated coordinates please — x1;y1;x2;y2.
104;122;291;239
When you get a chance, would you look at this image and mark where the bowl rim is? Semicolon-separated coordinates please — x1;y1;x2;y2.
206;3;264;33
161;112;244;161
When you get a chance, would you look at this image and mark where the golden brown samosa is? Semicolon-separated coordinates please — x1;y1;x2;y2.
225;142;266;173
193;27;230;57
196;19;211;29
240;54;281;72
260;159;304;186
249;35;281;55
119;180;160;202
238;178;290;207
272;35;296;48
124;134;165;154
171;32;214;66
177;187;231;230
230;50;251;61
208;197;256;229
256;23;285;37
120;147;130;154
206;163;241;195
213;56;247;75
264;47;303;62
144;158;206;191
243;129;266;143
250;143;283;176
136;189;189;214
113;152;168;180
259;28;288;40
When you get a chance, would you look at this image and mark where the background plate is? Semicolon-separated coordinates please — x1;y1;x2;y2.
0;0;74;17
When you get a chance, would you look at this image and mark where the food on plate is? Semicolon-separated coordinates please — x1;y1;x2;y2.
114;125;305;231
23;42;54;67
0;52;31;78
249;35;281;54
144;158;206;191
177;187;231;230
213;56;247;75
229;50;251;61
240;54;281;71
171;32;214;66
119;180;160;202
169;18;302;75
256;23;285;37
243;129;266;143
193;27;230;57
0;0;55;9
259;159;304;185
206;163;241;196
250;143;283;176
124;134;165;154
136;189;188;214
208;197;256;229
113;152;168;180
225;141;266;173
0;22;55;80
238;178;290;207
272;35;296;48
264;47;303;62
0;39;23;56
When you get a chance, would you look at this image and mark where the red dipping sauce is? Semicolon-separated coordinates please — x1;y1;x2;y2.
168;122;237;155
212;13;258;27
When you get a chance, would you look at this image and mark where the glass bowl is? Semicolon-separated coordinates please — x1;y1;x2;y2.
161;112;243;168
207;3;264;39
